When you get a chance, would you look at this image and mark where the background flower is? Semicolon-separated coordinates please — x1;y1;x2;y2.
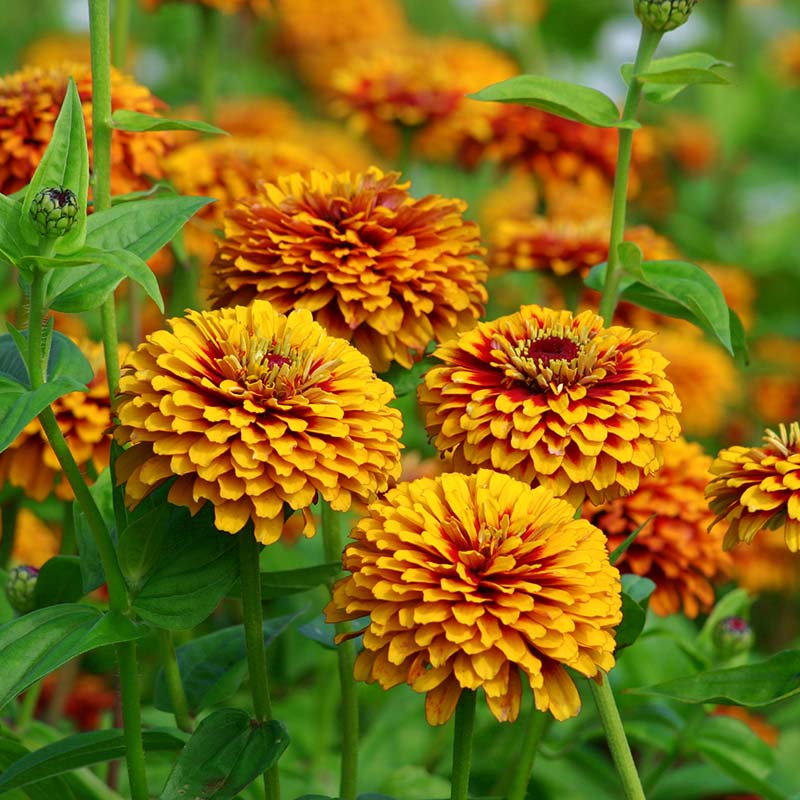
209;167;488;372
326;469;621;724
114;301;403;544
419;305;682;506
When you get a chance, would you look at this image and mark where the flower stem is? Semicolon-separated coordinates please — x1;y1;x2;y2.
450;689;477;800
321;502;358;800
157;628;193;733
117;640;148;800
199;6;222;124
597;24;662;323
0;493;20;569
16;679;43;733
588;674;645;800
238;531;280;800
507;700;548;800
111;0;131;68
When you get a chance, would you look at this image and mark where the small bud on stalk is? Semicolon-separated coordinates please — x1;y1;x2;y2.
30;186;79;238
634;0;698;31
713;616;754;659
5;565;39;615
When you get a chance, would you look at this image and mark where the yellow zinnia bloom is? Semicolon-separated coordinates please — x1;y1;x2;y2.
707;422;800;552
326;469;622;724
419;305;682;506
209;168;488;372
114;301;403;544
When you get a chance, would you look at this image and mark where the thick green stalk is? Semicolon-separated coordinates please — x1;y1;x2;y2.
158;629;193;733
0;494;20;569
597;25;662;323
111;0;131;68
239;532;280;800
321;502;358;800
200;6;222;124
117;640;148;800
507;701;548;800
16;680;43;733
450;689;477;800
588;674;645;800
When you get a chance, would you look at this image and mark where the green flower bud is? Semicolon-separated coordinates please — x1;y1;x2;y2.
30;186;79;238
5;565;39;615
634;0;698;32
713;616;754;659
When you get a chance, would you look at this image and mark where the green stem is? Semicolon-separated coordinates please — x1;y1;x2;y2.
111;0;131;68
642;705;704;794
588;674;645;800
199;6;222;124
117;640;148;800
239;531;280;800
157;629;193;733
507;701;548;800
450;689;477;800
0;494;20;569
321;502;358;800
597;24;662;323
17;680;43;733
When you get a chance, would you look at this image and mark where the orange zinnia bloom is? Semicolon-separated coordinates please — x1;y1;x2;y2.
209;168;488;372
583;438;731;618
707;422;800;552
0;62;173;196
114;301;403;544
419;305;682;506
326;469;621;724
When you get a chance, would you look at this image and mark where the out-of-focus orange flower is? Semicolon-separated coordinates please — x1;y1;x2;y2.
4;508;61;568
702;263;757;332
751;337;800;424
583;438;731;618
730;529;800;594
660;113;719;175
707;422;800;552
38;673;116;731
0;62;174;196
209;168;487;372
326;470;622;724
0;340;128;502
479;0;548;24
174;96;301;142
114;301;403;544
419;305;682;506
712;706;779;747
771;30;800;86
19;33;92;68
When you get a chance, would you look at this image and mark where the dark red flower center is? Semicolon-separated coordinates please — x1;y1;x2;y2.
526;336;578;365
266;353;292;370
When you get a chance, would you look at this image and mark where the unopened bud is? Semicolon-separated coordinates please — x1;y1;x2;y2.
5;565;39;615
634;0;699;32
713;616;754;658
30;186;79;238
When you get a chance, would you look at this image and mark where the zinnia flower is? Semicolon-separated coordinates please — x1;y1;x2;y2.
706;422;800;552
730;529;800;594
419;305;682;506
583;438;731;618
0;62;173;196
5;509;61;568
113;301;403;544
0;339;128;502
751;337;800;425
209;168;488;372
326;469;622;724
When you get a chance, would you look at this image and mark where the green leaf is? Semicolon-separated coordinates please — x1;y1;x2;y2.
381;357;435;398
0;729;186;794
227;563;341;600
632;649;800;706
0;739;76;800
129;504;239;629
33;557;84;608
20;79;89;255
621;53;731;104
72;469;114;593
585;259;737;356
0;330;93;389
154;615;298;714
468;74;636;129
111;109;227;136
616;574;656;650
609;515;654;565
160;709;288;800
0;194;25;265
617;241;646;282
686;715;785;800
116;504;171;591
0;605;149;710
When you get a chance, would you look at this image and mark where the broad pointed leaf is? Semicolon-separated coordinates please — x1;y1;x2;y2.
111;110;227;136
616;574;656;650
0;739;76;800
33;556;84;608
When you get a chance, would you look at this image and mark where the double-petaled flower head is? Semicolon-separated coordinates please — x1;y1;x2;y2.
209;168;488;373
419;305;682;506
706;422;800;552
114;300;403;544
326;469;622;725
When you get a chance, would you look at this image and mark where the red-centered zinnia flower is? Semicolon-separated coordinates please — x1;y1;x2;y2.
0;62;173;196
113;301;403;544
419;306;682;506
209;168;488;372
583;438;731;618
325;469;622;724
706;422;800;552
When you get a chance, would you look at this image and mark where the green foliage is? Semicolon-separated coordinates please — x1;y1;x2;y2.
111;109;227;135
616;575;656;650
0;730;186;795
72;470;115;593
160;709;289;800
622;52;731;103
380;357;434;399
0;605;149;710
32;556;84;608
226;563;341;600
0;738;77;800
469;75;640;129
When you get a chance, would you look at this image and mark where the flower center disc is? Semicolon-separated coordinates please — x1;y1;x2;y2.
525;336;579;365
